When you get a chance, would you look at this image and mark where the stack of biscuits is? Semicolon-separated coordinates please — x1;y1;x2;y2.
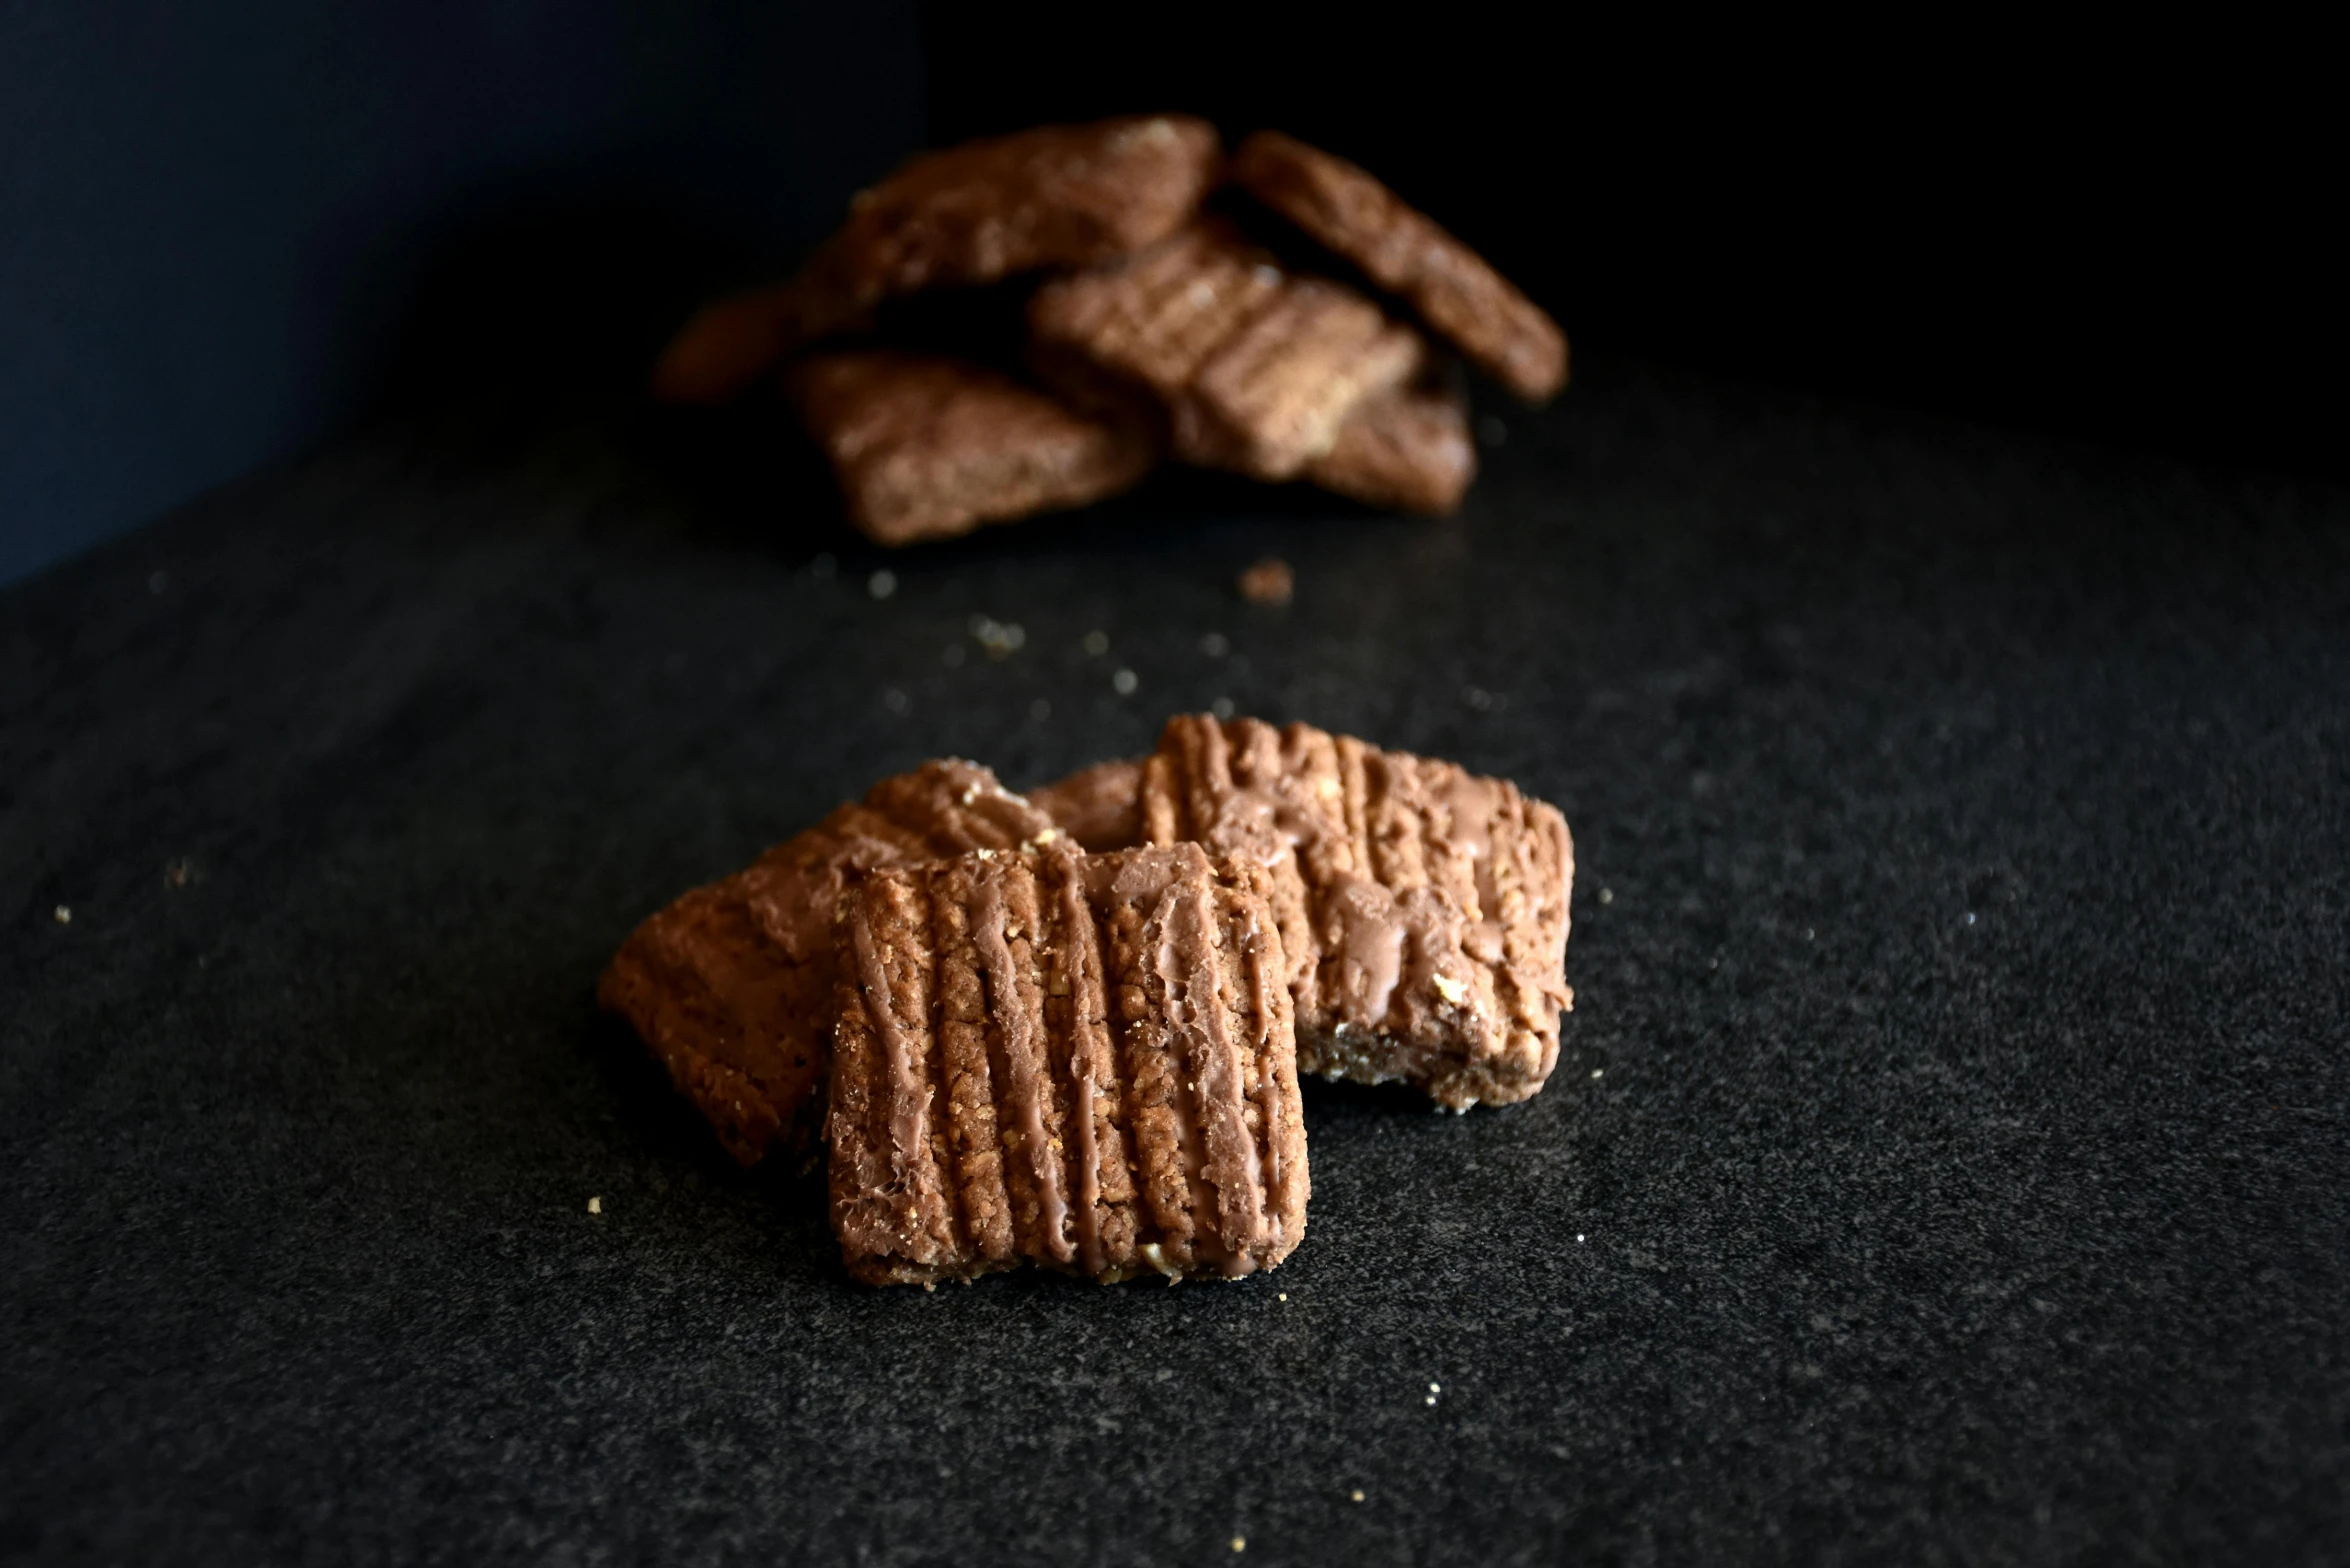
602;715;1574;1287
654;119;1567;545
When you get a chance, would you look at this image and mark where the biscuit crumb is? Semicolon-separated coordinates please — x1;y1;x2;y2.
1237;557;1293;605
1351;1490;1365;1503
1431;973;1465;1005
165;859;193;889
53;905;71;925
1231;1538;1245;1553
587;1197;602;1214
1277;1292;1288;1301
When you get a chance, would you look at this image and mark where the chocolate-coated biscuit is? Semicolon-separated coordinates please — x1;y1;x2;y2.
1304;371;1476;515
598;761;1061;1167
1233;131;1566;405
653;116;1219;406
1138;715;1573;1109
1171;278;1425;481
786;352;1156;546
828;840;1307;1287
1026;220;1287;425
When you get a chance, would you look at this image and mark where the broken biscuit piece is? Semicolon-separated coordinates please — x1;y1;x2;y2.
1172;279;1425;480
786;351;1156;546
1139;715;1573;1109
1233;131;1566;404
598;761;1060;1167
1304;370;1476;516
828;840;1308;1286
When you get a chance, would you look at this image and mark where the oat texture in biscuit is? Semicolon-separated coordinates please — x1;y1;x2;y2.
1304;370;1477;516
1026;219;1287;426
1027;758;1147;852
1171;279;1425;481
785;352;1157;546
653;116;1219;406
827;840;1308;1287
1233;131;1567;405
1139;715;1573;1109
597;761;1058;1168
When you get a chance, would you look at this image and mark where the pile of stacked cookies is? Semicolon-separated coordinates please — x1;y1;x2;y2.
603;715;1574;1286
653;118;1567;544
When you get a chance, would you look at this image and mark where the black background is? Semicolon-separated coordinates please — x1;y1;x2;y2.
921;11;2345;478
4;6;2343;585
0;0;920;585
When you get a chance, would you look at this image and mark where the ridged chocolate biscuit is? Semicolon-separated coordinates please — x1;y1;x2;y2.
828;840;1307;1287
1171;278;1426;481
786;352;1156;546
1304;371;1477;516
1139;715;1573;1109
1026;220;1287;426
598;761;1060;1167
1233;131;1567;405
653;116;1220;405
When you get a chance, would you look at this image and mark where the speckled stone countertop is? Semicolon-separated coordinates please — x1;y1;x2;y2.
5;359;2345;1563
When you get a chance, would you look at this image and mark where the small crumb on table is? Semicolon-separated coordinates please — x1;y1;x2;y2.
1238;557;1294;605
587;1196;602;1215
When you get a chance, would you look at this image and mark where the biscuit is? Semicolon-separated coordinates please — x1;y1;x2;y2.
597;761;1060;1167
1138;715;1573;1109
828;841;1308;1286
1171;279;1426;480
785;351;1156;546
1303;370;1476;515
1026;220;1287;425
1026;757;1146;852
1233;131;1567;404
653;116;1220;405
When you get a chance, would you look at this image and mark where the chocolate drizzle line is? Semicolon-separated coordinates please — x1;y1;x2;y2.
973;870;1073;1265
1054;857;1109;1277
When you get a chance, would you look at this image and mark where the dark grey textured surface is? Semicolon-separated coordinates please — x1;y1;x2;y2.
4;360;2346;1564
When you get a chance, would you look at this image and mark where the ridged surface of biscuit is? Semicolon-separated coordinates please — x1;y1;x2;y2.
1026;220;1288;422
828;841;1307;1286
1170;279;1425;481
598;762;1060;1167
1139;715;1573;1108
